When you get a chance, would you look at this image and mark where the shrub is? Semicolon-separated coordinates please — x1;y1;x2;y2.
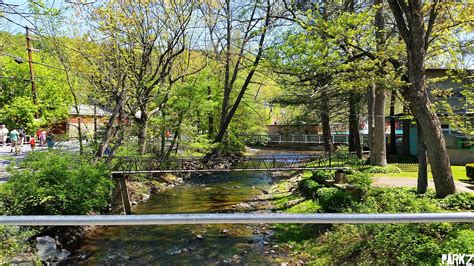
347;172;372;191
354;187;441;213
312;170;334;181
440;192;474;210
311;220;471;264
0;151;113;215
466;163;474;180
298;178;322;198
0;226;41;263
316;187;354;213
360;165;402;174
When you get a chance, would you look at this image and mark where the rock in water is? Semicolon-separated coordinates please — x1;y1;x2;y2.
36;236;57;261
196;234;204;240
221;229;229;234
36;236;70;262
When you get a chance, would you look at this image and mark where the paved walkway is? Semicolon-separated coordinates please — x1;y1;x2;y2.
373;176;474;193
0;144;49;183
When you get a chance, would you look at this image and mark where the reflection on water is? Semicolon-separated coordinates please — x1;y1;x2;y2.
78;172;284;264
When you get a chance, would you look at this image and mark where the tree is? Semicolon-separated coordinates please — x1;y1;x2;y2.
370;0;387;166
201;0;274;151
387;0;459;197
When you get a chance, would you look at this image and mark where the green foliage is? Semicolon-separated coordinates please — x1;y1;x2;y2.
312;170;335;180
466;163;474;180
359;165;402;174
312;222;474;264
298;178;323;198
332;147;365;166
347;171;372;192
0;225;40;263
354;188;442;213
440;192;474;210
216;133;246;156
316;187;354;213
184;135;219;157
285;200;321;213
0;151;113;215
0;96;38;134
282;186;473;264
441;229;474;254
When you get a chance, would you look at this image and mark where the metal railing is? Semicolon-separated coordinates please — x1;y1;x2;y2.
237;134;372;145
110;154;354;174
0;213;473;226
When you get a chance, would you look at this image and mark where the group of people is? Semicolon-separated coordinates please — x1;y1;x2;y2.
0;125;55;155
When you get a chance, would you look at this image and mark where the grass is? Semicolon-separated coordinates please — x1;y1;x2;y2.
373;165;469;181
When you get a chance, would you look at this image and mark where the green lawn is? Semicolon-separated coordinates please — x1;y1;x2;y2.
374;165;469;181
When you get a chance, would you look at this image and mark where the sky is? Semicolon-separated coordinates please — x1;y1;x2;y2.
1;0;473;69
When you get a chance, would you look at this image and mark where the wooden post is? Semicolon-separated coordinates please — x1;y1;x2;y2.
116;173;132;215
25;27;39;119
335;170;348;184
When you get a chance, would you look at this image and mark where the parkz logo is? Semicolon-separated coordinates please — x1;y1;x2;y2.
442;254;474;265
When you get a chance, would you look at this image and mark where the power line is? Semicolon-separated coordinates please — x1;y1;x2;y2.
0;51;66;71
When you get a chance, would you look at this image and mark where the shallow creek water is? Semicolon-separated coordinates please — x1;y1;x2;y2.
77;171;288;264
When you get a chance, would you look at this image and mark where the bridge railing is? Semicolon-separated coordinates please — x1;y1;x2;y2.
237;134;368;145
110;152;362;174
1;213;473;226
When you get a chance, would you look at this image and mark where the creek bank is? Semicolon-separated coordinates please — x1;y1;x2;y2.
40;173;186;264
222;171;308;264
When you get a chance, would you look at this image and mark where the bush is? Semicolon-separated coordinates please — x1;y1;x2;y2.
0;226;40;263
347;172;372;191
354;187;441;213
466;163;474;180
316;187;354;213
360;165;402;174
311;170;335;182
312;222;473;265
0;151;113;215
440;192;474;210
298;178;322;198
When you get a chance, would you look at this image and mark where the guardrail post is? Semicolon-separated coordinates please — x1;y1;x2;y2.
117;173;132;215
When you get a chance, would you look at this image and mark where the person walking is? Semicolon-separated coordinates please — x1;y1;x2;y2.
30;137;36;151
40;130;47;146
46;131;54;149
9;129;18;153
0;125;8;146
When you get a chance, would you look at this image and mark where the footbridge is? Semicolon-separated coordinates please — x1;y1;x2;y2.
111;153;353;175
110;153;355;214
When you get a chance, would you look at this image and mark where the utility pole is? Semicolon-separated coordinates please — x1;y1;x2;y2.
25;26;39;118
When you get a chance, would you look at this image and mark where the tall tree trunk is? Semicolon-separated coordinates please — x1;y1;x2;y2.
137;114;148;155
219;0;232;136
387;0;455;197
213;0;271;144
207;86;214;137
417;123;428;194
402;107;411;157
389;91;397;155
320;91;333;153
160;127;166;157
367;84;375;152
349;92;362;158
365;0;374;153
95;90;124;160
371;0;387;166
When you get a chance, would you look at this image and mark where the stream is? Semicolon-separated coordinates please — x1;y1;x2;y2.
76;171;291;264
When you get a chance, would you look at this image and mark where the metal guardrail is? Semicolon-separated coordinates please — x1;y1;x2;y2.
1;213;473;226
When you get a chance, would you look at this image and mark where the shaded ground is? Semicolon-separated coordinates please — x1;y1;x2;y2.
373;176;474;193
